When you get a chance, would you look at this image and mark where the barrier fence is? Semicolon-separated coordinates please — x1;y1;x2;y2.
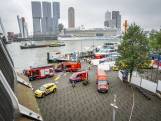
118;71;161;93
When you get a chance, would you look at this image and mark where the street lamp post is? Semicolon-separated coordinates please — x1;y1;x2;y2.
93;39;95;49
110;94;118;121
81;39;82;52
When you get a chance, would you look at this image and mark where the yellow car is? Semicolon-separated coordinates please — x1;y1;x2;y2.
112;65;119;71
34;83;57;98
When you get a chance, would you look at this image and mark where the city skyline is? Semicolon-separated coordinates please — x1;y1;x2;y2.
0;0;161;34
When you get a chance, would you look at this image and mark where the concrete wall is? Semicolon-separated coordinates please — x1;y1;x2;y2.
118;71;159;93
0;39;14;90
0;38;14;121
141;79;157;93
157;80;161;92
0;80;14;121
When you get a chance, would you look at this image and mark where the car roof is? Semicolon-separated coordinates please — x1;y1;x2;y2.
98;76;108;80
42;83;55;88
28;64;54;70
63;62;79;65
97;69;106;76
73;71;88;75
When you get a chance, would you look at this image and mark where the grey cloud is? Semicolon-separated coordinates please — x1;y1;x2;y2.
0;0;161;34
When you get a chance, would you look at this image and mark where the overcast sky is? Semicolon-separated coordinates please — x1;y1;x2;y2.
0;0;161;34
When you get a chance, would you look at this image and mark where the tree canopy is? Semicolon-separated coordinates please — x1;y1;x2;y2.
149;30;161;54
117;23;149;82
58;23;64;32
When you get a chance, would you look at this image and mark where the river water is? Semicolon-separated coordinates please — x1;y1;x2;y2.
7;39;120;72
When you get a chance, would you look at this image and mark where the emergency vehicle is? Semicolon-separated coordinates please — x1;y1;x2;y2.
96;69;109;93
69;71;88;83
34;83;57;98
55;61;81;72
24;65;54;81
95;49;117;59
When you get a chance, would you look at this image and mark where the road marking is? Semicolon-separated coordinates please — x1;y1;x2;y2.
54;76;60;81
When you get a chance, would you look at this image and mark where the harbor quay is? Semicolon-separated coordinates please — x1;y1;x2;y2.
2;39;161;121
1;0;161;120
30;61;161;121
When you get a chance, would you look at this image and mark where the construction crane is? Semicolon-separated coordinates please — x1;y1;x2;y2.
123;20;128;33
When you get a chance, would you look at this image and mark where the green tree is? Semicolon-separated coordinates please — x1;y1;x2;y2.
149;30;161;81
58;23;64;32
117;23;149;82
149;30;161;54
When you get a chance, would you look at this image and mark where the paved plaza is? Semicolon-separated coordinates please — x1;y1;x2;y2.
31;62;161;121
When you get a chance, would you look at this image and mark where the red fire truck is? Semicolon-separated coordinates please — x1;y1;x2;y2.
96;69;109;93
55;61;81;72
95;54;105;59
24;65;55;81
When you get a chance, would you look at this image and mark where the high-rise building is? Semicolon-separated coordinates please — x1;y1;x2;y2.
17;16;28;38
31;1;60;36
109;19;116;28
105;10;111;21
31;1;42;35
42;2;52;34
104;10;111;28
112;11;121;29
104;21;109;27
52;2;60;33
104;10;119;28
68;7;75;28
117;14;121;29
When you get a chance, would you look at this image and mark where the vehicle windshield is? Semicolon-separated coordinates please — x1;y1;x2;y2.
39;86;46;91
98;80;107;85
71;73;78;78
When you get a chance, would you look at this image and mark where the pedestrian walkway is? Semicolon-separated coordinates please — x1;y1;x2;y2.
31;64;161;121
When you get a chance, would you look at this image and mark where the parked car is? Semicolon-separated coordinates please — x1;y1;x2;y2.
69;71;88;83
34;83;57;98
112;65;119;71
96;69;109;93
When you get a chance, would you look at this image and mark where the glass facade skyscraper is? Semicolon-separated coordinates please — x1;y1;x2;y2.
31;1;60;35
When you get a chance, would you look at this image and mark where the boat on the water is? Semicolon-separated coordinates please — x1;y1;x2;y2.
20;44;48;49
49;41;65;47
47;52;70;63
20;41;65;49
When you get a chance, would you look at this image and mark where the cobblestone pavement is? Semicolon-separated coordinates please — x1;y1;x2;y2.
31;62;161;121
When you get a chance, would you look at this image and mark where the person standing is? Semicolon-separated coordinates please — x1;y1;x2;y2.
72;80;76;88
